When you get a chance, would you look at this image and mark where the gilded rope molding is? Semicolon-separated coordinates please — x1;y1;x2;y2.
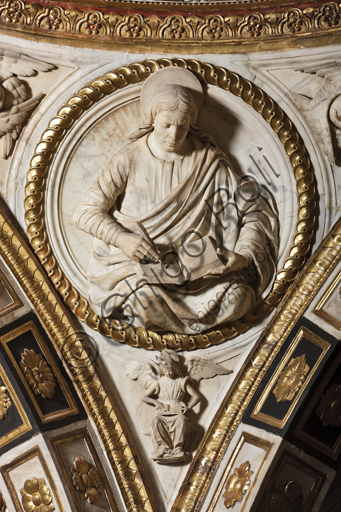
0;208;153;512
172;218;341;512
0;0;341;47
25;58;316;350
1;200;340;512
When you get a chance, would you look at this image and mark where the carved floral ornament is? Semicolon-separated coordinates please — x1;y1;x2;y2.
0;0;341;48
20;478;54;512
71;458;102;504
316;382;341;427
273;354;310;403
270;481;303;512
222;461;253;508
0;382;11;419
25;58;317;350
19;349;56;399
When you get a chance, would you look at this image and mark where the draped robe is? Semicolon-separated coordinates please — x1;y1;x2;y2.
73;133;278;334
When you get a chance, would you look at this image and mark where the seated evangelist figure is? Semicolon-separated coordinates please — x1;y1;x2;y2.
73;67;279;334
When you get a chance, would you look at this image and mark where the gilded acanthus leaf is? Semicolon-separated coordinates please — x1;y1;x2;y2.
222;461;253;508
20;349;56;399
20;477;55;512
0;383;11;419
71;457;102;504
273;354;309;403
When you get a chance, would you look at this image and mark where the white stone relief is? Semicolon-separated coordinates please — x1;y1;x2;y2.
127;348;232;464
72;67;279;334
292;62;341;165
0;49;53;159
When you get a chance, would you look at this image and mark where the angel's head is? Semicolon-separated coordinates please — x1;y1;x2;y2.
160;363;182;379
158;349;182;379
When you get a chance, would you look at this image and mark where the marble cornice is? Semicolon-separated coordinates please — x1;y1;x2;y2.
0;0;341;52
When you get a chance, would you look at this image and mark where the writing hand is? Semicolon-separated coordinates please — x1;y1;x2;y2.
204;249;249;279
115;232;160;263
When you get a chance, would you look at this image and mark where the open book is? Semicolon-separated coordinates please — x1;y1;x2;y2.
132;232;226;285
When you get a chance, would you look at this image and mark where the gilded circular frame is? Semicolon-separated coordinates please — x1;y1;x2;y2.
25;58;316;351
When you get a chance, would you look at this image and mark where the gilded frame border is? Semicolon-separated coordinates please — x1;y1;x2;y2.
1;445;65;512
0;320;79;423
0;0;341;53
0;267;23;321
256;450;327;512
314;271;341;329
50;427;119;512
250;326;331;428
0;363;31;450
293;350;341;460
207;432;273;512
1;177;341;511
24;58;316;350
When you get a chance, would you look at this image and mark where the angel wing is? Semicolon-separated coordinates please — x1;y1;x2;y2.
127;360;159;389
185;357;232;382
295;61;341;87
0;49;54;83
292;62;341;164
292;88;336;164
0;94;42;158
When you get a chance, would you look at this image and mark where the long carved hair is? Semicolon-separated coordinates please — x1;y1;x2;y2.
128;84;218;148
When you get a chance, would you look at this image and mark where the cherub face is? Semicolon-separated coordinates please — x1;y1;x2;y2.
163;366;177;379
153;110;191;153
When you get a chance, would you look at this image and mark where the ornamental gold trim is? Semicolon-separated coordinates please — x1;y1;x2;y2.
208;432;273;512
0;205;153;512
25;58;316;350
273;354;310;403
0;362;31;448
0;267;23;320
0;382;11;419
314;270;341;329
20;349;56;400
2;446;64;512
50;428;118;512
1;172;341;511
0;0;341;52
251;326;330;429
21;478;54;512
223;461;253;509
0;321;79;424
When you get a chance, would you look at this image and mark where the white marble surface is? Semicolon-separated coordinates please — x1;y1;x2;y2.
0;34;339;511
43;77;293;303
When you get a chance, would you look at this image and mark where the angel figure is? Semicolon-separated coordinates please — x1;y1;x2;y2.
127;349;232;464
292;61;341;165
0;49;53;158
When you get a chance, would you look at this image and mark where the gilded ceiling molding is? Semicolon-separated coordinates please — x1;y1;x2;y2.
0;179;341;512
25;58;316;350
0;0;341;51
0;206;154;512
172;219;341;512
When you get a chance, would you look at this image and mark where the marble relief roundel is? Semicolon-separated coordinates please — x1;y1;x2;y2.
25;59;316;351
